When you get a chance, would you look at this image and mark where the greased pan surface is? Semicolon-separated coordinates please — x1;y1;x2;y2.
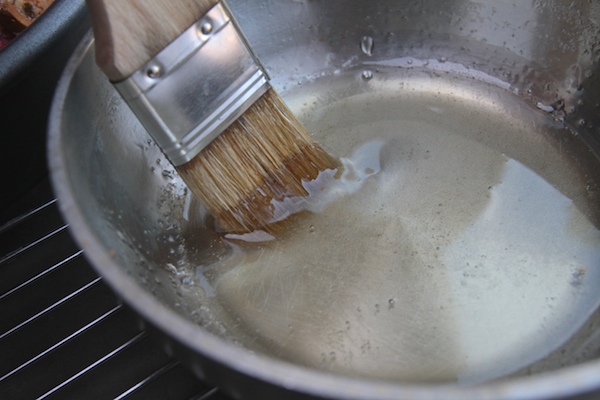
49;1;600;398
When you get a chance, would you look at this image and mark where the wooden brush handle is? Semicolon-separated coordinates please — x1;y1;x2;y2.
86;0;218;81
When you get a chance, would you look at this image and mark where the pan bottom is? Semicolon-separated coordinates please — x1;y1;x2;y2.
168;64;600;384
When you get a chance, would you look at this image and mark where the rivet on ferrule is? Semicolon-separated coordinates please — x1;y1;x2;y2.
200;21;213;35
146;64;161;79
113;2;271;167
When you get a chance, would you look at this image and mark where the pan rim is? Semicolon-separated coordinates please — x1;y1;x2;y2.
47;30;600;400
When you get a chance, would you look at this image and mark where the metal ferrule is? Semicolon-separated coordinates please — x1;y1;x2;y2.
114;2;270;166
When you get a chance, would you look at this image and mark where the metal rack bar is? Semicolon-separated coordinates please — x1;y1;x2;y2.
0;179;227;399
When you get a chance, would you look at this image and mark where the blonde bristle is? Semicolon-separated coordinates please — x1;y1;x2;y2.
176;89;338;233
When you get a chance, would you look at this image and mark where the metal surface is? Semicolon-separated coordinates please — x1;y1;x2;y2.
48;1;600;399
0;179;230;399
115;1;270;166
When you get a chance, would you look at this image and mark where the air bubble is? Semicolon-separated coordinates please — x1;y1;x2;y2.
362;70;374;80
360;36;374;56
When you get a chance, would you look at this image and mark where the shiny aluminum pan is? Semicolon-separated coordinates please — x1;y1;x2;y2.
49;1;600;399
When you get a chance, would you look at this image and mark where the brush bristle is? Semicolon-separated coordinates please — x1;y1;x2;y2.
176;89;338;233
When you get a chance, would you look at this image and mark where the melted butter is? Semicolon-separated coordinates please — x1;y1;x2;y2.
182;66;600;384
224;140;384;244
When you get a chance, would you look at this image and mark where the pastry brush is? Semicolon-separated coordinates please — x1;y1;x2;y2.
85;0;337;233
